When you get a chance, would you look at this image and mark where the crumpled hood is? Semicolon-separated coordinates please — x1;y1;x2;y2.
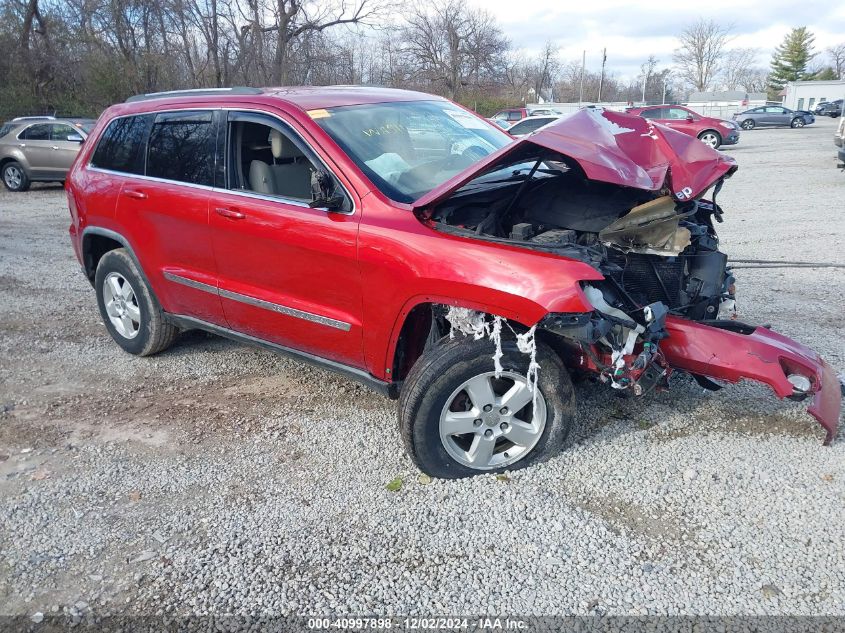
413;108;737;211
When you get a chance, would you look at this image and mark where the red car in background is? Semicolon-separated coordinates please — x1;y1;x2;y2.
626;104;740;149
66;88;838;478
490;107;528;127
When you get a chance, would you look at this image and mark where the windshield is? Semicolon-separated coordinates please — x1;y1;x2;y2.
313;100;512;203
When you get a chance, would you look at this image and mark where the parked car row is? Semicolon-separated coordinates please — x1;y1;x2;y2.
0;116;96;191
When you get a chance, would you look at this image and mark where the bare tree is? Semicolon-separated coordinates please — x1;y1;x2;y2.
403;0;506;99
527;42;559;102
673;19;731;92
828;43;845;79
720;47;759;90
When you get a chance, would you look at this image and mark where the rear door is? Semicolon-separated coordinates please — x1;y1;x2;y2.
112;110;225;324
209;110;365;368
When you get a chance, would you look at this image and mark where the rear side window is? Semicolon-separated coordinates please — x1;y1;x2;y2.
91;115;152;175
146;111;215;186
640;108;666;119
20;124;51;140
0;123;13;138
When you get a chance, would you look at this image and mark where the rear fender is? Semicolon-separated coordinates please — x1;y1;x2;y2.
661;317;841;444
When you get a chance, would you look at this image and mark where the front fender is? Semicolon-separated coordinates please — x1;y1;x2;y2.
358;202;603;379
661;317;841;444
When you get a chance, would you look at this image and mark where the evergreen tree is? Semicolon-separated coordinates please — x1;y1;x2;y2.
769;27;816;96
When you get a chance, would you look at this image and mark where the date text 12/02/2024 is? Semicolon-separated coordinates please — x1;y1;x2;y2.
307;617;529;630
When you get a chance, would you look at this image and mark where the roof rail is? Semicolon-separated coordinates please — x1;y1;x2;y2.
126;87;263;103
12;115;56;121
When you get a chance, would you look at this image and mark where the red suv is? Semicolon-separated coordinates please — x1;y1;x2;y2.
66;87;839;478
626;104;740;149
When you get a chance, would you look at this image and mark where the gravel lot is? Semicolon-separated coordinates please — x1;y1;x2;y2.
1;117;843;623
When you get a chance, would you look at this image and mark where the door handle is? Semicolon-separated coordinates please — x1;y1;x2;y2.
51;145;59;150
215;207;246;220
18;143;25;148
122;189;147;200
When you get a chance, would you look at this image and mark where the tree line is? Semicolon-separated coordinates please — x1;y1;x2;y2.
3;0;844;119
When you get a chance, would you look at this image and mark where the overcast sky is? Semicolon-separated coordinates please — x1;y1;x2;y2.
462;0;845;82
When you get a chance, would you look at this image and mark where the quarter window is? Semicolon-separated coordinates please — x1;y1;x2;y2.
146;111;215;186
91;115;152;175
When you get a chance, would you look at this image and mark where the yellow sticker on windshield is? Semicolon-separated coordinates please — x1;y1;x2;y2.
308;109;331;119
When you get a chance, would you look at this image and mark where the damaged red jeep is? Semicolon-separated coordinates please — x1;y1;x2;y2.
66;87;841;478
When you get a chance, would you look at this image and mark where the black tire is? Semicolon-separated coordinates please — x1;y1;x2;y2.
94;248;178;356
398;335;575;479
740;119;755;130
2;161;30;192
698;130;722;149
790;117;805;128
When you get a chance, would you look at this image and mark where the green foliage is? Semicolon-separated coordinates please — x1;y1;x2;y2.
813;67;837;81
769;27;817;95
457;93;514;117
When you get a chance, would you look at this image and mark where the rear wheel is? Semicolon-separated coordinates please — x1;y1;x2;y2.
791;117;805;128
698;130;722;149
94;249;178;356
398;336;575;479
740;119;755;130
2;161;30;192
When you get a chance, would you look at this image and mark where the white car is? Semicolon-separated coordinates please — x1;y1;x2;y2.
507;115;560;138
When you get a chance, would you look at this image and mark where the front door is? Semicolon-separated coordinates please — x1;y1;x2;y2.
209;110;365;368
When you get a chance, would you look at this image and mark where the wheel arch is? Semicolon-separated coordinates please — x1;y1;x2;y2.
698;128;722;140
81;227;149;288
386;292;590;385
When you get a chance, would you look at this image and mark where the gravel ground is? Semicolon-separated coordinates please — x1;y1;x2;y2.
0;117;843;623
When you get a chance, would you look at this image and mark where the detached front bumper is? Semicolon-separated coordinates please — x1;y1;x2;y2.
660;317;841;444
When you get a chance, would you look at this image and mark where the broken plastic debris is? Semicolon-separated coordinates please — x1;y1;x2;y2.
445;306;540;403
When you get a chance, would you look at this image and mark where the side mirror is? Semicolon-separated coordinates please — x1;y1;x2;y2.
309;169;346;212
309;195;345;211
67;134;83;142
686;115;694;122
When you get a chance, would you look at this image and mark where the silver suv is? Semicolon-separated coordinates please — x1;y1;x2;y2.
0;116;96;191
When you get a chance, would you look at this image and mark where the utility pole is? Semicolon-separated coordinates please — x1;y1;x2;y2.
662;72;670;105
597;48;607;103
578;50;586;107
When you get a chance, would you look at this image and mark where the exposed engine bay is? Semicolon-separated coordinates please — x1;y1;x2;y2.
425;148;736;396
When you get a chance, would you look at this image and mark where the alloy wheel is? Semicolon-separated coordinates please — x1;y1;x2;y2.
700;132;719;149
439;370;547;470
741;120;754;130
4;165;22;190
102;272;141;339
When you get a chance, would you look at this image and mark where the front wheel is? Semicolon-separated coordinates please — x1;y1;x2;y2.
398;336;575;479
740;119;755;130
698;130;722;149
2;161;30;192
791;117;805;128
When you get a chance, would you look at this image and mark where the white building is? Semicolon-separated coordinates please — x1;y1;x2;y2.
781;80;845;111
